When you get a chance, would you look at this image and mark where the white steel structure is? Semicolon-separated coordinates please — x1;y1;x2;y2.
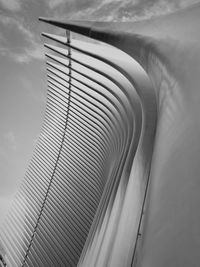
1;4;200;266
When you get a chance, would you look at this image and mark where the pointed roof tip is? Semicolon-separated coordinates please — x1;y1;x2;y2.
39;17;94;37
39;17;50;22
39;17;93;27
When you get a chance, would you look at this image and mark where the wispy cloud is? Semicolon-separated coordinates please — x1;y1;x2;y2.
0;31;5;42
0;15;34;40
0;14;44;63
45;0;67;9
115;0;200;22
0;0;21;11
11;43;45;63
47;0;200;22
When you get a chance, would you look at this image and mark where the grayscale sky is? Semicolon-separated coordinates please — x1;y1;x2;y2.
0;0;199;225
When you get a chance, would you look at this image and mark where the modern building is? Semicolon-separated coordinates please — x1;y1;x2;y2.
1;3;200;266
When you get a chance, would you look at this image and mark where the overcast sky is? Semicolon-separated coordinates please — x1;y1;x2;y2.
0;0;199;225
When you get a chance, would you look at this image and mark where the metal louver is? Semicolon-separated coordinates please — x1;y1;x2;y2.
0;18;157;267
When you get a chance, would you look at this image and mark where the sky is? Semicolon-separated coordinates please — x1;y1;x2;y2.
0;0;199;226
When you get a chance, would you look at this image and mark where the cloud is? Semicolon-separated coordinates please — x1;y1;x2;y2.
46;0;200;22
46;0;67;9
0;46;44;63
11;43;45;63
45;0;98;11
0;0;21;11
116;0;200;21
2;16;34;40
0;31;5;42
0;15;44;63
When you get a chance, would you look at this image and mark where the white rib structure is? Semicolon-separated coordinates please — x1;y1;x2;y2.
1;4;200;267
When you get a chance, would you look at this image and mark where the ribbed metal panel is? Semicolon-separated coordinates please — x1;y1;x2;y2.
0;19;156;267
